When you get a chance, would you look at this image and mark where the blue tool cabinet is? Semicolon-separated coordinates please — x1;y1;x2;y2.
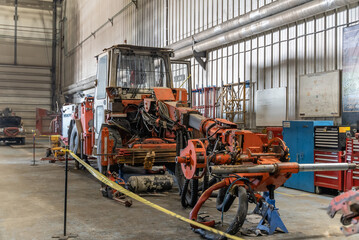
282;120;333;192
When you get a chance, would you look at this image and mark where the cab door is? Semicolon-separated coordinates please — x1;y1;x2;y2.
93;52;109;141
171;60;192;106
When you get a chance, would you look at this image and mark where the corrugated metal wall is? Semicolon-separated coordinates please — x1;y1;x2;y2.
62;0;359;128
0;3;54;132
167;0;359;128
62;0;166;97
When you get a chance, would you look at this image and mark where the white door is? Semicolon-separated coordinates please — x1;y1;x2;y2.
93;53;109;141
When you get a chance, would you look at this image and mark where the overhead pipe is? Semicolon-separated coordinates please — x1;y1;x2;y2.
173;0;358;60
168;0;311;51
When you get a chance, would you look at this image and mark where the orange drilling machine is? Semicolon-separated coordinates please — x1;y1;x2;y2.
40;44;359;237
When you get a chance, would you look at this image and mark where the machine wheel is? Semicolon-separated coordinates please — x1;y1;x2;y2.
216;187;237;212
19;137;25;145
69;126;80;169
67;120;74;145
175;162;185;194
176;161;200;208
181;178;199;208
69;126;79;154
46;148;52;157
218;186;248;240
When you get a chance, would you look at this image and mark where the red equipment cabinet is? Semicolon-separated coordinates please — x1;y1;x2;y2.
344;138;359;191
314;150;344;191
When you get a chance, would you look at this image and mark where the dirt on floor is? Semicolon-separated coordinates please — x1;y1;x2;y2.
0;140;356;240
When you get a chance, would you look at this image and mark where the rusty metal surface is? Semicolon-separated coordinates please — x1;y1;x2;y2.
127;175;174;193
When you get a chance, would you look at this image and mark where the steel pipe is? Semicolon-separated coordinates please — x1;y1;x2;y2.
168;0;311;51
298;163;357;172
210;163;358;175
188;113;206;131
173;0;358;60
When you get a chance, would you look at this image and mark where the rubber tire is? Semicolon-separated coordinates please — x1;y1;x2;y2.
216;187;237;212
97;127;105;174
67;120;74;145
15;138;25;145
69;126;81;169
46;148;52;157
69;126;79;154
175;162;185;195
181;178;199;208
218;186;248;240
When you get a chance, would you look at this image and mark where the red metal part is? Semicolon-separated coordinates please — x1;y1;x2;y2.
188;129;298;227
173;88;188;102
189;180;226;227
328;189;359;236
178;139;207;179
81;97;94;153
212;153;232;165
35;108;61;135
80;97;94;156
190;160;299;226
132;143;176;149
100;127;115;167
153;87;175;101
257;133;268;144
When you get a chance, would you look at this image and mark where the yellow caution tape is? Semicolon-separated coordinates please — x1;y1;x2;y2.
58;148;244;240
179;73;192;88
275;190;311;197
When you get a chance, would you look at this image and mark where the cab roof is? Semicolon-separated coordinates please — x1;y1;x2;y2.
97;44;174;57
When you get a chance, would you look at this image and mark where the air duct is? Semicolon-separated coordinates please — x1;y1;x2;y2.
173;0;357;60
169;0;312;51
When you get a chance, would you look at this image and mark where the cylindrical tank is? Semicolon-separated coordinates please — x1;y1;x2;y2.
127;175;174;193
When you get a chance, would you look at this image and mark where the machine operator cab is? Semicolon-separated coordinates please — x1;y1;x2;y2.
93;44;191;155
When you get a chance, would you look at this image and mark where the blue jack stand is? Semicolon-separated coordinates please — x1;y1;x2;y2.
255;190;288;235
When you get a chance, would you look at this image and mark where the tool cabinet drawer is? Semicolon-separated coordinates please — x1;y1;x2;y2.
345;154;359;191
314;151;343;191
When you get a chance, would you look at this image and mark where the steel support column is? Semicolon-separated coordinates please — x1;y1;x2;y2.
14;0;18;65
51;0;57;110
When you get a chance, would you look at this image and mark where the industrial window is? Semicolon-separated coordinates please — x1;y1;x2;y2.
116;54;168;89
95;105;104;135
97;55;108;100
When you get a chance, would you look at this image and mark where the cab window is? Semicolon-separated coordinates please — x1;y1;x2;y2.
116;54;168;88
97;55;108;99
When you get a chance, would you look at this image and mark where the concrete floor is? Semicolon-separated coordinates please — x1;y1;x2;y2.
0;139;356;240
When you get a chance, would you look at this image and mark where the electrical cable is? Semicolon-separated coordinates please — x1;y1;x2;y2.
221;177;250;225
